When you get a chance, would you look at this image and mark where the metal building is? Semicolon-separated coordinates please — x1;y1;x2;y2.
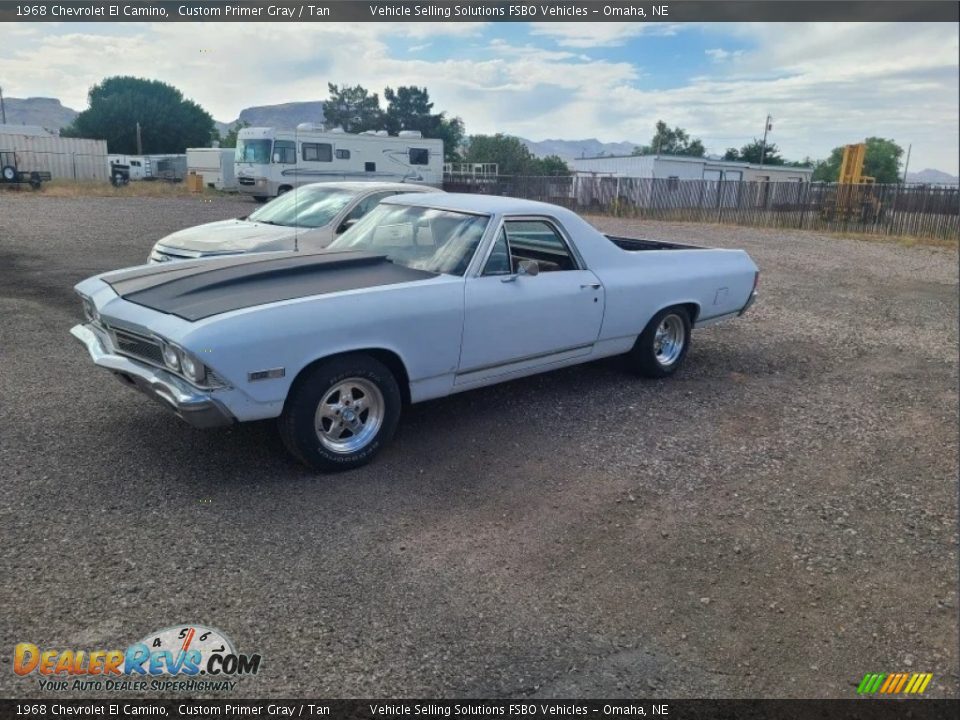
0;125;108;181
570;153;813;183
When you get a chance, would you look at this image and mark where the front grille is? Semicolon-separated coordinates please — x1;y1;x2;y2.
238;177;255;186
110;327;164;366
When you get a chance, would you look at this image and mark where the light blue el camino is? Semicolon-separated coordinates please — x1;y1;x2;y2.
72;194;759;472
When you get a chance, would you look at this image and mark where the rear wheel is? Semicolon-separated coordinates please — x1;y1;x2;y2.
253;195;269;203
627;307;692;378
1;165;16;183
278;354;402;472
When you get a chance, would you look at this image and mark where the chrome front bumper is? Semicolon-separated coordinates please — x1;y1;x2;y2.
70;324;234;429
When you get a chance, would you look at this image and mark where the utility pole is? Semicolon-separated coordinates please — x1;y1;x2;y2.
0;86;6;125
135;121;143;155
901;143;912;184
759;114;772;167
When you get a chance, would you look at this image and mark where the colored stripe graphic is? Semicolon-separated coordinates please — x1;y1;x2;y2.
857;672;933;695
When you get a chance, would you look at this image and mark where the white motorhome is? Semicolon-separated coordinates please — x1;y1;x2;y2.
234;125;443;201
186;147;237;190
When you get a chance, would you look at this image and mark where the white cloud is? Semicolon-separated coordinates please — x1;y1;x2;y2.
704;48;743;63
528;22;681;48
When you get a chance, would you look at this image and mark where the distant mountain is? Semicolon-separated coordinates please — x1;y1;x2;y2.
906;168;959;185
519;137;639;160
216;101;327;137
1;97;77;132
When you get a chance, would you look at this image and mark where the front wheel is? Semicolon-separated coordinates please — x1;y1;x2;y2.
278;354;402;472
627;307;692;378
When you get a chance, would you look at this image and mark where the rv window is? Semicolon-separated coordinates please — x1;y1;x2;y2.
335;149;350;160
273;140;296;164
365;162;376;172
302;143;332;162
409;148;429;166
130;160;141;167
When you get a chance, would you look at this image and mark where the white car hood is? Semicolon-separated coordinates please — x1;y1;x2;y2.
156;219;329;254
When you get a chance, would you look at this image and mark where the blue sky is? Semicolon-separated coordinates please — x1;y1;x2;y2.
3;21;958;172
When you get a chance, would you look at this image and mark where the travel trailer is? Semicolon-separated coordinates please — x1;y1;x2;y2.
186;147;237;190
234;125;443;200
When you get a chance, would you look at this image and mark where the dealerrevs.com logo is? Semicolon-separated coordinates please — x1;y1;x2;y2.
14;624;261;692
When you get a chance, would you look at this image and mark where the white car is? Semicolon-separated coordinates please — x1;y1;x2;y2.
148;181;437;263
73;194;759;472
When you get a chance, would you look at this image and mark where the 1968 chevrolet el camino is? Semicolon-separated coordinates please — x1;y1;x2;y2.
72;194;759;472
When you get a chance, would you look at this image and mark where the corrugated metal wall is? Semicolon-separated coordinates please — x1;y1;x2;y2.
0;132;108;181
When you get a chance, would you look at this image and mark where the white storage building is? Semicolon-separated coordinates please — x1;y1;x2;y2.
0;124;108;181
570;153;813;183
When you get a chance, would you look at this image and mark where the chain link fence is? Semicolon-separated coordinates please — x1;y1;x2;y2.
444;175;960;242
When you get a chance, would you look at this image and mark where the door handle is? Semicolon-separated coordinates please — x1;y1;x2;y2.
580;283;601;290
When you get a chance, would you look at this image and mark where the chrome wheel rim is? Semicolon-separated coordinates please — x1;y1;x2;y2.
315;378;384;454
654;314;686;366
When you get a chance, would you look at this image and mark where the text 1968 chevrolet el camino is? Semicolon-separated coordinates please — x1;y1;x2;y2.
72;194;758;472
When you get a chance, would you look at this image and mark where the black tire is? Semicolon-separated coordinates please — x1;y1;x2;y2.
277;185;293;195
278;354;402;472
627;306;692;378
1;165;16;183
253;195;269;203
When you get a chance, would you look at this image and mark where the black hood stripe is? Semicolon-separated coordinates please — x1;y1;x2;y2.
105;251;437;321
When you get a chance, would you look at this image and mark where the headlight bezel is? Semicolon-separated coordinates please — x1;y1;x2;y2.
158;339;217;387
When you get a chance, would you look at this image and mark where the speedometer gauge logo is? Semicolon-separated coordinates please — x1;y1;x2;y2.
137;625;237;675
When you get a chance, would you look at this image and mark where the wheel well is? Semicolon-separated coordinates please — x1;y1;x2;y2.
277;185;294;194
677;302;700;324
289;349;411;406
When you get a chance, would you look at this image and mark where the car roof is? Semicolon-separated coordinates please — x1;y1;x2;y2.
297;181;437;193
383;193;563;215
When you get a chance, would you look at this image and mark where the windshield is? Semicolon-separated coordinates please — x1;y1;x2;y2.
236;138;271;164
248;187;356;229
328;204;489;276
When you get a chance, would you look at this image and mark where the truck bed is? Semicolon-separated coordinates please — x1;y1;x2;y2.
606;235;703;251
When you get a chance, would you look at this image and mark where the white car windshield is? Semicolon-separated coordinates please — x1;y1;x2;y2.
247;187;356;229
327;204;489;276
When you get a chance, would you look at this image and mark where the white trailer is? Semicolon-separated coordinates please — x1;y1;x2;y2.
106;154;186;181
186;148;236;190
235;125;443;200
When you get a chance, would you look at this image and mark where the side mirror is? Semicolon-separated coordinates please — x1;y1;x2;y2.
517;260;540;276
502;259;540;283
337;218;359;234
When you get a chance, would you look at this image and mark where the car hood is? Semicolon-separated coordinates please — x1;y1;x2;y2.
100;250;438;321
155;219;330;254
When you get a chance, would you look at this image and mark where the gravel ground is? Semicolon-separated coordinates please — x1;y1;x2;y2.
0;194;957;699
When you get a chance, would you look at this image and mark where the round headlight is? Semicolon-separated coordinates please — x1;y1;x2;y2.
161;344;181;371
181;353;205;383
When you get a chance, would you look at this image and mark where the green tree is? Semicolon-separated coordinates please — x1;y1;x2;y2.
634;121;705;157
462;135;570;176
731;138;785;165
812;137;904;183
219;120;249;149
61;76;215;153
534;155;571;176
462;134;537;175
322;83;383;133
383;86;465;161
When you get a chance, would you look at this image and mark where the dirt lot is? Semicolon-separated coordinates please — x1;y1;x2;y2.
0;194;957;698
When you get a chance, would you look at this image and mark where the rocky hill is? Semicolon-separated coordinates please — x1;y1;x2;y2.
1;97;77;131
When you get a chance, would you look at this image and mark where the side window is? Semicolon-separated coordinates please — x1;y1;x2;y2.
130;160;141;167
409;148;429;165
346;192;394;221
365;162;376;172
335;149;350;160
273;140;296;164
482;228;512;275
302;143;332;162
504;220;577;272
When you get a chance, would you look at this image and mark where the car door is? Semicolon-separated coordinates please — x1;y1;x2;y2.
458;217;605;381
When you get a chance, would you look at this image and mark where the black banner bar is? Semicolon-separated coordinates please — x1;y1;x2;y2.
1;700;959;719
1;1;958;23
